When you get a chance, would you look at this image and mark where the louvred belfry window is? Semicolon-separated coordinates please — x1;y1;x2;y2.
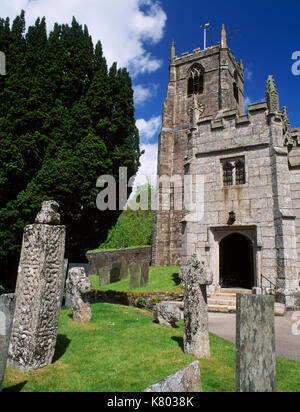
233;70;239;103
188;65;204;95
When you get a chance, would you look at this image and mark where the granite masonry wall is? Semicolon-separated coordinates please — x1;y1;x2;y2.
86;247;152;276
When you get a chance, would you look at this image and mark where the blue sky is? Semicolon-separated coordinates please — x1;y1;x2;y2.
134;0;300;186
135;0;300;126
1;0;299;187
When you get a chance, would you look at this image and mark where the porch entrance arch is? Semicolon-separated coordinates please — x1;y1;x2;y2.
219;233;254;289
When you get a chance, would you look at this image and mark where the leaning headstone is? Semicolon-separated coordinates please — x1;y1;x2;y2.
153;302;181;327
99;266;110;286
143;361;202;392
180;254;213;358
120;257;129;280
66;267;92;323
0;294;16;391
110;262;121;283
8;200;66;371
236;294;276;393
140;261;149;287
129;262;140;289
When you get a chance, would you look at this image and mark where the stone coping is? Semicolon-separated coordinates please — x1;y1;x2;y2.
87;246;151;255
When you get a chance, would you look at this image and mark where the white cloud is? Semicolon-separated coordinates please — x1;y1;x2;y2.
133;83;157;105
136;116;161;143
0;0;167;76
245;68;253;81
130;143;158;196
244;96;253;107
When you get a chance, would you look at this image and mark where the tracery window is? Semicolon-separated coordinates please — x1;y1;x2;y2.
188;65;204;95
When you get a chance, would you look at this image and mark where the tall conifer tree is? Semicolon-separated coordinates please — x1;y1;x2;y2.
0;12;141;290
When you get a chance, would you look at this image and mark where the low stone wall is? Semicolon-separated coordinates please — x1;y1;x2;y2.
86;247;152;284
88;289;183;311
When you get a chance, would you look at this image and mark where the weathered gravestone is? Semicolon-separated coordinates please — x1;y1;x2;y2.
153;302;182;328
0;294;16;391
99;266;110;286
8;201;66;371
153;302;182;327
120;256;129;280
180;254;213;358
110;262;121;283
95;255;105;277
140;261;149;287
143;361;202;392
66;267;92;323
129;262;140;289
236;294;276;393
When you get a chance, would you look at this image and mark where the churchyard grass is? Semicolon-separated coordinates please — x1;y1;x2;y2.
2;302;300;392
89;266;182;293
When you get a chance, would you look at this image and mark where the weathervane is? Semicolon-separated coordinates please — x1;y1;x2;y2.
200;22;211;49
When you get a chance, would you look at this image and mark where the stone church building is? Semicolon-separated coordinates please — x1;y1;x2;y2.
152;25;300;308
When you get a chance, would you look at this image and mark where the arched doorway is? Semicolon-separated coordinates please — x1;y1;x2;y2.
219;233;254;289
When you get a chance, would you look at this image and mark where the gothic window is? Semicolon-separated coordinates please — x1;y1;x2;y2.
188;65;204;96
222;158;246;186
223;162;233;186
235;160;246;185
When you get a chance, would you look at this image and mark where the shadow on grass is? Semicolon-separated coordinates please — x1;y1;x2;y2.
2;381;27;392
171;336;184;351
172;273;181;286
152;320;180;329
52;334;71;363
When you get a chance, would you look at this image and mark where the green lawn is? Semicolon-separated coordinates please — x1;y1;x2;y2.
3;303;300;392
89;266;183;293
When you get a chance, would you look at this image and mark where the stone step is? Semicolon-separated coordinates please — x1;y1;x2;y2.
220;288;253;295
208;293;237;299
208;302;285;316
208;298;236;306
208;304;236;313
274;303;286;317
166;299;286;317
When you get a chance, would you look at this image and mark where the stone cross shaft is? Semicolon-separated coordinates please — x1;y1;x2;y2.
8;201;66;371
180;254;213;358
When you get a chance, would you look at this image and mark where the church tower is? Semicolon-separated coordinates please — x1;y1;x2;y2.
153;25;245;266
153;25;300;309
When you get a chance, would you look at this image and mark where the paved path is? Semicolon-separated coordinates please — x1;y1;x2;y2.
208;312;300;362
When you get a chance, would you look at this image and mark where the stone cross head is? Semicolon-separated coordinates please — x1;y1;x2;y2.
67;267;92;296
35;200;61;225
180;254;213;286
